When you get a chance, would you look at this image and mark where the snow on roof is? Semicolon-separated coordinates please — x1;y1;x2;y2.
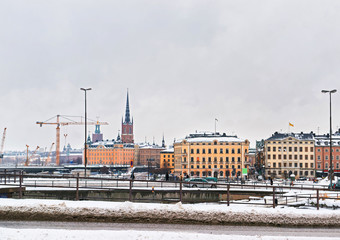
161;148;174;153
174;132;245;144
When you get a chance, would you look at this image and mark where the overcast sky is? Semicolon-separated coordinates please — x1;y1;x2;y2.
0;0;340;151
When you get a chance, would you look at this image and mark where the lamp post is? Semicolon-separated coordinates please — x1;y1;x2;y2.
322;89;337;187
81;88;92;177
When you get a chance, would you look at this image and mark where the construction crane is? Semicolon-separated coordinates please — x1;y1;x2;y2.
45;142;55;166
36;115;109;166
0;128;7;163
25;145;39;166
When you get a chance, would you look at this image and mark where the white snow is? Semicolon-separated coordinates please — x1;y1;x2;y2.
0;228;337;240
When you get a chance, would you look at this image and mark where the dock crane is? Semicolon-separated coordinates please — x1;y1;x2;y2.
45;142;55;166
0;128;7;163
36;115;109;166
25;145;40;166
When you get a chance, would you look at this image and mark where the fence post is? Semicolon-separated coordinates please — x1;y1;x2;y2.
76;173;79;201
317;189;319;210
4;169;6;185
19;171;23;199
129;179;132;202
179;181;183;202
227;184;230;206
273;187;276;208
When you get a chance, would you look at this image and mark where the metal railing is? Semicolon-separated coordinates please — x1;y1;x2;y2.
0;170;338;210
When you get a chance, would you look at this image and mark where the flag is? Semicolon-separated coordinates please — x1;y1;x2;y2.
289;122;294;127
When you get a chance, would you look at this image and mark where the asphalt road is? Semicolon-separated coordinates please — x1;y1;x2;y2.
0;221;340;238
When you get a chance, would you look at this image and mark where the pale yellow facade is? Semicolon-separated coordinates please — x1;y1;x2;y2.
160;150;175;173
265;136;315;178
174;133;249;178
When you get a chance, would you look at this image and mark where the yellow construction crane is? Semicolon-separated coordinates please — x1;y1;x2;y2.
25;145;39;166
0;128;7;163
36;115;109;166
45;142;55;166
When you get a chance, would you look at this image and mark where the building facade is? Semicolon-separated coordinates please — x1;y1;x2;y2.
264;132;315;179
160;148;175;173
315;130;340;177
134;143;165;167
173;132;249;178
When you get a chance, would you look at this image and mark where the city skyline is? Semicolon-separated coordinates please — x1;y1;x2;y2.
0;1;339;151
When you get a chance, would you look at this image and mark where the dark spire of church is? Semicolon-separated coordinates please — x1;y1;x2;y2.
124;90;131;123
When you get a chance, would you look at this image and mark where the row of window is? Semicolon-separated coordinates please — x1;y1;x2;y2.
268;170;314;176
183;156;242;163
185;142;243;146
183;164;241;169
317;148;340;152
267;146;313;152
317;155;340;160
267;154;313;160
271;162;314;168
184;148;244;154
187;170;241;177
317;163;340;169
268;141;313;144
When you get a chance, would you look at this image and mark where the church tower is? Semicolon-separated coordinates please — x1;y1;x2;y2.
121;90;134;143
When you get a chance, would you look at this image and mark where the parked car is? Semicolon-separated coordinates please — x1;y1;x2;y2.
297;177;307;181
204;177;218;182
184;178;217;188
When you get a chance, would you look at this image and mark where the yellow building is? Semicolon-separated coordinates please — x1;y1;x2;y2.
174;132;250;178
264;132;315;179
87;140;135;166
160;148;175;173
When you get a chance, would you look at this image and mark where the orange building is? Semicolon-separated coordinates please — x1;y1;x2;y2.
174;132;249;178
87;140;134;165
160;148;175;173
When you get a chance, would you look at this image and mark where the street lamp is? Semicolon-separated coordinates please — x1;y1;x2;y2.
322;89;337;187
81;88;92;177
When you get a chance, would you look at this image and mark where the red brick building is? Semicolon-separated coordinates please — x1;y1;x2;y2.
315;131;340;177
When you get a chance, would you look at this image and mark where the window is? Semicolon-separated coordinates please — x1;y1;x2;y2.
299;147;303;152
273;154;276;160
191;157;194;162
278;163;282;167
214;149;217;154
311;163;313;168
268;155;271;160
220;149;223;154
202;149;206;154
317;156;321;160
196;165;200;169
273;163;276;168
237;157;241;162
294;147;297;152
294;163;297;167
220;157;223;162
220;171;223;177
238;165;240;169
237;149;241;154
208;149;211;154
325;156;328;160
232;157;235;162
310;147;314;152
289;147;292;152
226;149;229;154
202;165;205;169
267;147;271;152
273;147;276;151
220;165;223;168
191;149;194;154
305;163;308;168
278;155;281;160
226;157;229;162
232;149;235;154
317;163;321;169
202;157;206;162
325;163;329;169
196;149;200;154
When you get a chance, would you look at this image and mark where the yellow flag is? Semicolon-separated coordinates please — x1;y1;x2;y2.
289;122;294;127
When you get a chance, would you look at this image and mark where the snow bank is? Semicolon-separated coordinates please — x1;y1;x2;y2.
1;228;336;240
0;199;340;227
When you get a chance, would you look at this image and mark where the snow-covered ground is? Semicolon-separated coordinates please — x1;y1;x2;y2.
0;199;340;227
0;227;338;240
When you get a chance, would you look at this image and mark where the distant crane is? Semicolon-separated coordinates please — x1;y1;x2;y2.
0;128;7;163
36;115;109;166
25;145;40;166
45;142;55;166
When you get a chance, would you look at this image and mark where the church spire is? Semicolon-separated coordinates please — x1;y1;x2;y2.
124;89;131;123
